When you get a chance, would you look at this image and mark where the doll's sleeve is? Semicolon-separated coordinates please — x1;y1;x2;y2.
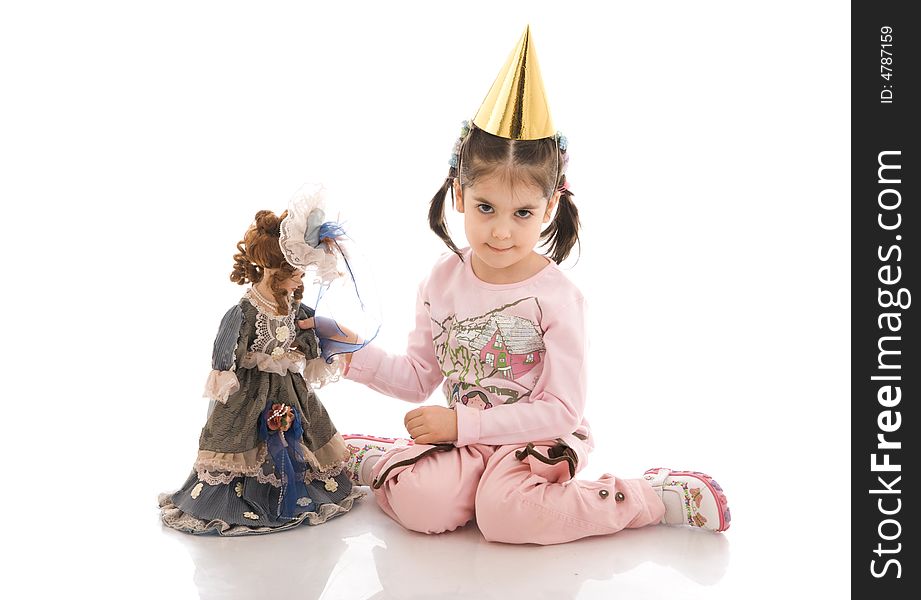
293;303;321;360
297;302;351;388
454;296;588;446
344;281;443;403
203;304;245;404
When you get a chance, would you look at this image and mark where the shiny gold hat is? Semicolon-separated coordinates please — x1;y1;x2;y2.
472;26;554;141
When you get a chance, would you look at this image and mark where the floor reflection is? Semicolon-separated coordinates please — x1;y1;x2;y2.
163;491;729;599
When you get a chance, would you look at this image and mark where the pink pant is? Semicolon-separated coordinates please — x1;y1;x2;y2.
371;442;666;545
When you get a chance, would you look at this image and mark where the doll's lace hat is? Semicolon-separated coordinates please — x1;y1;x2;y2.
278;183;382;385
278;183;342;285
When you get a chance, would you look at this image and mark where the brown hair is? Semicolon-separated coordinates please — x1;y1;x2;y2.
230;210;304;314
429;125;580;264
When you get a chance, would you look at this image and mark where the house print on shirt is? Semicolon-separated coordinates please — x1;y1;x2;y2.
468;314;545;380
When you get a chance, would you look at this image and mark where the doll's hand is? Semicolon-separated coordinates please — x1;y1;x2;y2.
404;406;457;445
297;318;315;330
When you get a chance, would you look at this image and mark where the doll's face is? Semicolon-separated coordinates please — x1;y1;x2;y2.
278;269;305;294
454;173;559;279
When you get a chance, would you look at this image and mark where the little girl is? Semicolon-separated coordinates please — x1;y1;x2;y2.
339;28;731;544
159;187;363;535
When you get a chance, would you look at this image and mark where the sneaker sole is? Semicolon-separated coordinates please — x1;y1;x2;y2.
645;468;731;532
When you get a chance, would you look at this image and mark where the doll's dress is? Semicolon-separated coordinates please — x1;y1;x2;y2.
158;290;361;535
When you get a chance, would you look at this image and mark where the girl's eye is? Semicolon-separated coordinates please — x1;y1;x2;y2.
476;204;494;214
515;210;533;219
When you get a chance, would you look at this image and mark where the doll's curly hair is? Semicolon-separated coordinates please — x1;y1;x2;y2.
230;210;304;314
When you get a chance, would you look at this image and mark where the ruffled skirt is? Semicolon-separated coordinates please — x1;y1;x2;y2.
159;366;360;536
158;468;360;536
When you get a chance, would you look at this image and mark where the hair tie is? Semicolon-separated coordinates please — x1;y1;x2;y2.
448;120;471;168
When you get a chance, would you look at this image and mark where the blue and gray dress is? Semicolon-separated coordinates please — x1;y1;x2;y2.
158;289;360;535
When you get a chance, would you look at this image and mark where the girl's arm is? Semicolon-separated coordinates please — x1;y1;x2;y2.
454;296;588;446
203;304;245;404
344;283;444;403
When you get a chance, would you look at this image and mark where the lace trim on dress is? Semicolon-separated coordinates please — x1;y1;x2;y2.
292;438;349;484
308;462;346;483
244;290;299;348
203;369;240;404
158;488;364;536
194;443;348;488
303;354;345;388
196;466;283;487
306;435;352;473
239;351;306;376
195;462;346;489
195;446;273;483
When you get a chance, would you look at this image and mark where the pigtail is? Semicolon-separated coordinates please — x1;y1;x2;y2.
428;170;464;260
539;175;581;264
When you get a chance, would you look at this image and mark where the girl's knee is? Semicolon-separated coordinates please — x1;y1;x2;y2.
474;462;534;542
378;468;475;534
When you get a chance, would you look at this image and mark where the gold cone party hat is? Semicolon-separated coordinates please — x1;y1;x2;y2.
472;26;555;141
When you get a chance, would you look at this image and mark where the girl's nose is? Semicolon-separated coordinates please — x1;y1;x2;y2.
492;227;511;240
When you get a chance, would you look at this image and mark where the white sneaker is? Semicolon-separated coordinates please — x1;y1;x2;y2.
343;434;413;486
644;468;731;532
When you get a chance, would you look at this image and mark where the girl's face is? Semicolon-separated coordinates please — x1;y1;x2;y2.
455;173;559;280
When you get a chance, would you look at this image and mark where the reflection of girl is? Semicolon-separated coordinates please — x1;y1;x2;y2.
341;28;730;544
159;205;361;535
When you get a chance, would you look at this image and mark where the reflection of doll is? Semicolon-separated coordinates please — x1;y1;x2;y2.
159;204;362;536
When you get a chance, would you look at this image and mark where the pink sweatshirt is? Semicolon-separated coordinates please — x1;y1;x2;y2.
346;248;594;464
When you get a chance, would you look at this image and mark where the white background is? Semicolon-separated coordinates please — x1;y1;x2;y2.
1;1;850;598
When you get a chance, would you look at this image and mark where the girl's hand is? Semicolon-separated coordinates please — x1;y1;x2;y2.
307;317;361;374
322;321;360;372
404;406;458;445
